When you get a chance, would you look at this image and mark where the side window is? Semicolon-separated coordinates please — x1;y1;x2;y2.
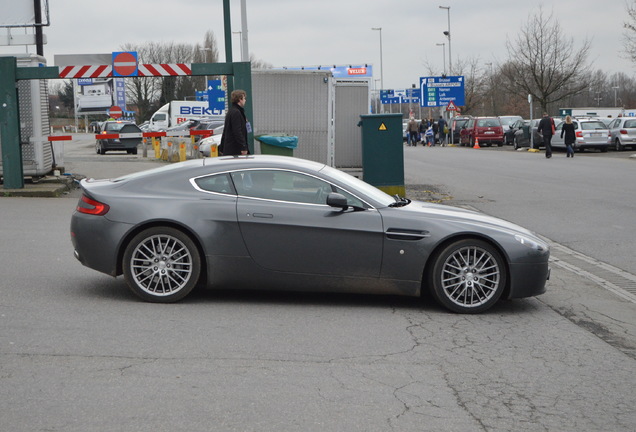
555;122;563;131
231;170;369;208
194;173;235;194
232;170;330;204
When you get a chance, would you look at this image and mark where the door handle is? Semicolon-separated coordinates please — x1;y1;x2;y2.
252;213;274;219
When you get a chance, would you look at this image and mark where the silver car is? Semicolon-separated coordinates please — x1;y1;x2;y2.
70;155;550;314
607;117;636;151
553;118;611;152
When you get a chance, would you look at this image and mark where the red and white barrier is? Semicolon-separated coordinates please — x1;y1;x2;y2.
58;64;192;79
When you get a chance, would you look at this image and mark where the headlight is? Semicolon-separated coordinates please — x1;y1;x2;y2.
514;234;548;252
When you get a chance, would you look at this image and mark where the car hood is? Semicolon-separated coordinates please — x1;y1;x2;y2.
387;200;537;237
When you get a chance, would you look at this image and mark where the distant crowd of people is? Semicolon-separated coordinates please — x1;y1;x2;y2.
406;116;449;147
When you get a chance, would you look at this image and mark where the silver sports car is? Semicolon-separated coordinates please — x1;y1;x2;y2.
71;155;550;313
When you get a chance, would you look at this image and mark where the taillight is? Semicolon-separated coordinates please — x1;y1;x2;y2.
576;131;583;138
76;194;110;216
620;129;628;134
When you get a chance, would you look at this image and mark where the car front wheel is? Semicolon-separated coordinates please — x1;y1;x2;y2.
123;227;201;303
429;239;507;314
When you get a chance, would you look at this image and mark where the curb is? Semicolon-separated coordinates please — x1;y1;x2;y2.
1;175;76;198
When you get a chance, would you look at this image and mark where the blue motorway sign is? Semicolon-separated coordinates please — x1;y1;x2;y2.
420;76;465;107
206;79;226;114
381;88;421;105
114;78;126;111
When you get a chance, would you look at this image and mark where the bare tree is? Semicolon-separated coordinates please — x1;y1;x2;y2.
502;7;592;113
624;0;636;64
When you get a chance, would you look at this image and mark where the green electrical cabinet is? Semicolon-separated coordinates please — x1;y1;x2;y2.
359;113;405;197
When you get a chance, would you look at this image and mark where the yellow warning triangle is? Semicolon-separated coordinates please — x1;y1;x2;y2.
379;122;387;131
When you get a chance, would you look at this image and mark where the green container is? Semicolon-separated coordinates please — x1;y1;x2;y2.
256;134;298;157
260;142;294;156
359;113;405;196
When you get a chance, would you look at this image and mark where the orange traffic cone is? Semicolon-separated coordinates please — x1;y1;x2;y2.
473;138;480;149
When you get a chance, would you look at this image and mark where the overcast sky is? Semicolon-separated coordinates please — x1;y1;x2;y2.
2;0;634;90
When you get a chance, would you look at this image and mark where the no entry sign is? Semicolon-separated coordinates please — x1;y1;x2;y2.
112;51;138;77
109;106;123;119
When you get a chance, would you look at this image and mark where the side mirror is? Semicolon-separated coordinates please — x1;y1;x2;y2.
326;192;349;209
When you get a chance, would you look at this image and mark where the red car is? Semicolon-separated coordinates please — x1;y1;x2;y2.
459;117;505;147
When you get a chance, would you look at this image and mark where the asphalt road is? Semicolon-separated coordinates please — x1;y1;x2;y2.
0;136;634;432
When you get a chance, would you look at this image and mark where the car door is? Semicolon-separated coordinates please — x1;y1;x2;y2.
232;169;384;277
553;122;565;148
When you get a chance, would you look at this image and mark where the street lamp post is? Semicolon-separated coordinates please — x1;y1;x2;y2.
613;86;620;107
439;6;451;74
232;31;243;61
485;62;494;114
199;47;212;90
436;43;446;75
371;27;384;112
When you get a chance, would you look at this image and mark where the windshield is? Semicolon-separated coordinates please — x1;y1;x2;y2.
319;165;395;207
104;122;132;132
477;119;500;127
580;121;607;130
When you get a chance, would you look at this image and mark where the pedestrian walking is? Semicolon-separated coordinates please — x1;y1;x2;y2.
219;89;251;156
438;116;447;146
432;120;439;145
560;115;576;158
424;125;434;146
408;117;419;146
537;112;555;158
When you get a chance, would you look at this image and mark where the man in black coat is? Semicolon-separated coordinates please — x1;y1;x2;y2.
219;89;250;156
537;112;554;158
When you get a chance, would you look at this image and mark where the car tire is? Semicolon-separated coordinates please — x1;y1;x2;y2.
615;139;624;151
132;147;138;155
123;227;201;303
428;238;507;314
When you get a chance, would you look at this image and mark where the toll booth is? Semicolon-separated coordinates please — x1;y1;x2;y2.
0;53;53;180
358;113;404;196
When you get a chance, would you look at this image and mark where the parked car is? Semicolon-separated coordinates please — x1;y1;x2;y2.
498;116;523;145
503;118;524;146
450;116;472;144
198;125;224;156
607;117;636;151
460;117;504;147
138;121;150;132
88;121;102;133
512;119;544;150
96;121;142;155
553;118;611;152
70;155;550;314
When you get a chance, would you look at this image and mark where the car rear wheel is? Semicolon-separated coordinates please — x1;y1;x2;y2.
615;139;624;151
429;238;506;314
123;227;201;303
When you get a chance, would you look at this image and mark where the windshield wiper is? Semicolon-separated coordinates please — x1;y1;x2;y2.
389;195;412;207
